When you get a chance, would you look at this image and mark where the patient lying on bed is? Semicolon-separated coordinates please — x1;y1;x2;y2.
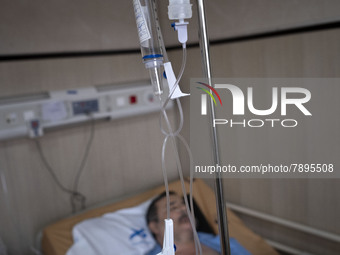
145;191;251;255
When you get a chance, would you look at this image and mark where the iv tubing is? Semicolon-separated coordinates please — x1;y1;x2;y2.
159;46;186;215
159;47;186;137
159;46;202;255
145;2;200;253
160;109;202;255
159;98;184;137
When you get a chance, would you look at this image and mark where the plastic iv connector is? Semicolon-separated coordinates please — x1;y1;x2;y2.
157;219;175;255
133;0;164;96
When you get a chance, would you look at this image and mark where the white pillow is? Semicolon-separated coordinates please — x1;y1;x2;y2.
66;199;156;255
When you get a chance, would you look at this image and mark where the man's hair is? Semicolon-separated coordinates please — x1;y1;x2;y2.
146;191;177;225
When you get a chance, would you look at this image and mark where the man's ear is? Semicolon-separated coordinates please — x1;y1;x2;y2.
148;221;160;235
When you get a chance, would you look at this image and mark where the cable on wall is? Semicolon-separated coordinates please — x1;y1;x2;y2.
35;115;95;213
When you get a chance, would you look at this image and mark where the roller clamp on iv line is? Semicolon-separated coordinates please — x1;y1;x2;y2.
133;1;193;254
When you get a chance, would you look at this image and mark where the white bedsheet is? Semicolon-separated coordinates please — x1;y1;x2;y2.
66;199;156;255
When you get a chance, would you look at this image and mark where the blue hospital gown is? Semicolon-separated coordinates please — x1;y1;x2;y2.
146;232;251;255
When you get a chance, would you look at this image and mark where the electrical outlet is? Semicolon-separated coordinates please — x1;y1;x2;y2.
6;113;18;124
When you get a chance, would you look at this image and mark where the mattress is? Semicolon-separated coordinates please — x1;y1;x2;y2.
41;179;278;255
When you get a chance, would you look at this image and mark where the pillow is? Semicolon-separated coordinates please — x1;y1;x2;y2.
66;199;156;255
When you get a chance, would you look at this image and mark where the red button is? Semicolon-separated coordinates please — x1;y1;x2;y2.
32;121;38;128
130;95;137;104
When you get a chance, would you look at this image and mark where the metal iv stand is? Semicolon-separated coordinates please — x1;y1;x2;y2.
196;1;231;254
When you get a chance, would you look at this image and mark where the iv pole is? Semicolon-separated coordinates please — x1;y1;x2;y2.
196;1;231;254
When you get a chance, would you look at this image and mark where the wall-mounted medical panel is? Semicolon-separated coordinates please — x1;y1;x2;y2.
0;81;172;141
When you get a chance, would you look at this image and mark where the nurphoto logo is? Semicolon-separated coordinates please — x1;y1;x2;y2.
196;82;312;128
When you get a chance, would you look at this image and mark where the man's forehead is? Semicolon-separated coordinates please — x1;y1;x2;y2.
156;194;182;207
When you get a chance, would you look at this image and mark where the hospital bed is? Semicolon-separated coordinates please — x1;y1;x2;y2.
41;179;279;255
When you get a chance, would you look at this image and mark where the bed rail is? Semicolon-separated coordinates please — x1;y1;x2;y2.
226;202;340;254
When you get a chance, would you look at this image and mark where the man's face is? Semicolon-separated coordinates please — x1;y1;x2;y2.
149;194;192;241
